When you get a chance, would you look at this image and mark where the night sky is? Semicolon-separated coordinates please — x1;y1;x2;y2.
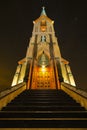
0;0;87;91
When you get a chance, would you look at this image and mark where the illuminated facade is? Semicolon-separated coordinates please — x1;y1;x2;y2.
12;7;76;89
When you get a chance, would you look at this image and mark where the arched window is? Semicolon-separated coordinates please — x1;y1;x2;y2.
40;20;47;32
41;20;46;26
41;36;46;42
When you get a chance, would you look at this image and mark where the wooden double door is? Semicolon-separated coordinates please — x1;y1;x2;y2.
31;66;56;89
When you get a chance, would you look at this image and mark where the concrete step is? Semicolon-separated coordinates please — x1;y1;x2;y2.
2;106;85;111
0;111;87;118
8;102;81;106
0;89;87;128
0;119;87;128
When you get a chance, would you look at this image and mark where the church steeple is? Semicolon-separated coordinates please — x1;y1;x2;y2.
40;7;47;16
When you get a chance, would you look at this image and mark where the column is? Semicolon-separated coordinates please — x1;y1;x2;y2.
18;62;26;84
11;64;22;86
66;64;76;86
61;62;70;84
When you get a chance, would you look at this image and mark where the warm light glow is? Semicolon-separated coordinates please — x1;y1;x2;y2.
42;65;45;68
41;65;46;72
40;26;47;32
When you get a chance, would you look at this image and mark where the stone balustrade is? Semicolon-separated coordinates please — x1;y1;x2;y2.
61;82;87;110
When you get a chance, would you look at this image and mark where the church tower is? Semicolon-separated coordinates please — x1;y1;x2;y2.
11;7;76;89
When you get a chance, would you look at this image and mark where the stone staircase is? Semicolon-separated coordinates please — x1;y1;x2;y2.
0;89;87;128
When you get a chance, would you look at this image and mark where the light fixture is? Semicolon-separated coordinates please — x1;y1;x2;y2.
41;65;46;72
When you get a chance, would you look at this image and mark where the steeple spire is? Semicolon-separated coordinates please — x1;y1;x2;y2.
41;7;47;16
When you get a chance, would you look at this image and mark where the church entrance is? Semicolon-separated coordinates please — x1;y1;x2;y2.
31;66;56;89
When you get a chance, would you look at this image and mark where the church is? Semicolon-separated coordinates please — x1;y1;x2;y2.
0;7;87;129
11;7;76;89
